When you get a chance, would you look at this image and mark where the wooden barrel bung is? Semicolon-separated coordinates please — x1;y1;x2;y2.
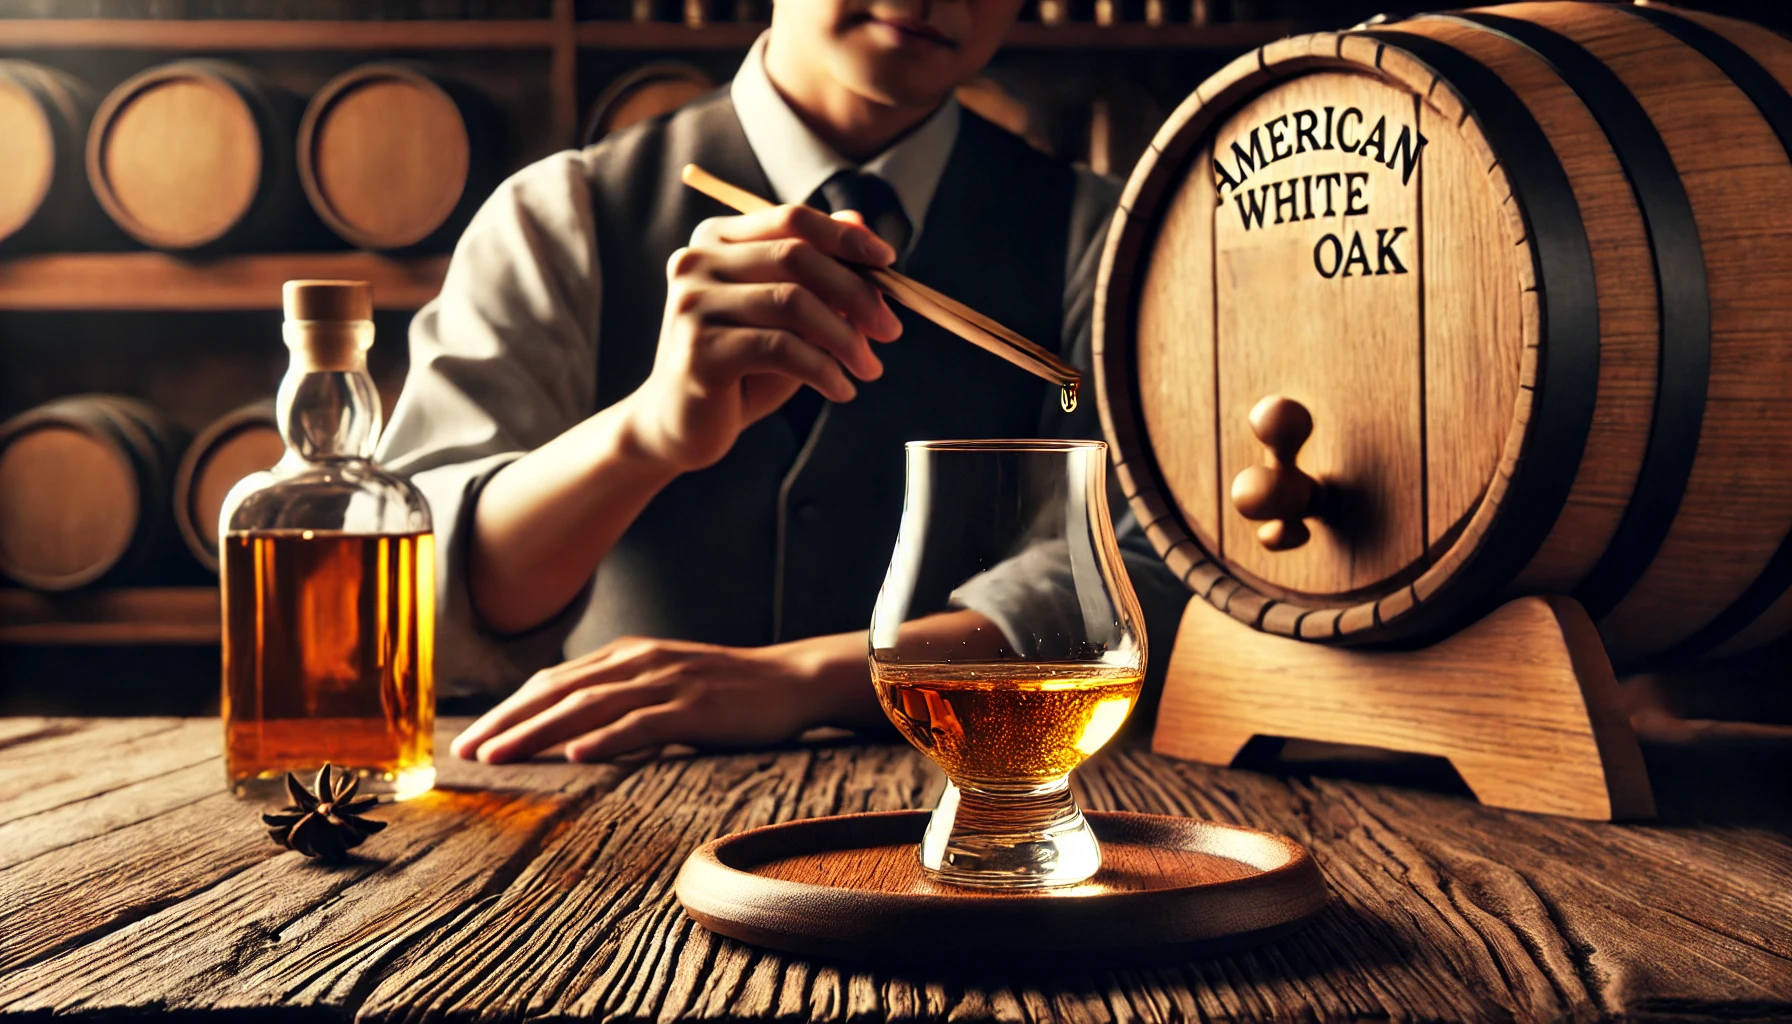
1094;2;1792;667
582;62;714;146
0;61;100;251
0;396;184;591
86;60;299;251
173;400;283;573
299;63;497;252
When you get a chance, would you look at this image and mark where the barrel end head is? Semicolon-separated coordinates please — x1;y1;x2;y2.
283;279;372;322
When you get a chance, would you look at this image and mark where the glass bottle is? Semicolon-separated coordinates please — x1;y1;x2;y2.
219;280;435;801
869;439;1147;888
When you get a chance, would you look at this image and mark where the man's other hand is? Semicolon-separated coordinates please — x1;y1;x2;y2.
448;632;880;764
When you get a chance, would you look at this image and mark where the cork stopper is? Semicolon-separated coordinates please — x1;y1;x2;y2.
283;279;372;323
282;280;374;372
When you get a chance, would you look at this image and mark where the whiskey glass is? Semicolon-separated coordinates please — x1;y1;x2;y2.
869;440;1146;888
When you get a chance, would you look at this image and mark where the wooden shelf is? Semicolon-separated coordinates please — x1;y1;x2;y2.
1002;21;1295;48
0;252;449;312
0;17;1294;53
573;20;764;49
0;18;560;50
0;587;220;645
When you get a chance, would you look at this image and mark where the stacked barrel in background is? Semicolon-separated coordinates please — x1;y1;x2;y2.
0;50;757;256
0;51;518;593
1095;2;1792;670
0;57;503;252
0;34;756;598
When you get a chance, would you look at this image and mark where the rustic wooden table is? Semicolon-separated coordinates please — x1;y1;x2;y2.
1;717;1788;1022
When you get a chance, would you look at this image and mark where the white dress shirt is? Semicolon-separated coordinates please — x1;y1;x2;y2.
731;32;960;258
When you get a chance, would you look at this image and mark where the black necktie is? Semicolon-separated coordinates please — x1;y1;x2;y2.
780;171;914;440
813;171;914;259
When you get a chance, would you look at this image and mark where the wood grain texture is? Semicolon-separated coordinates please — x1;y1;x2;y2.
0;17;1294;53
1417;72;1524;557
0;18;563;50
1501;3;1792;658
0;718;1787;1021
0;586;220;645
1408;15;1654;586
676;811;1324;963
1136;142;1221;554
1213;73;1426;596
0;252;448;312
1153;595;1654;820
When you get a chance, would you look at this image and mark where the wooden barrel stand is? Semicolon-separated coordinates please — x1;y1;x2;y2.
1155;594;1655;820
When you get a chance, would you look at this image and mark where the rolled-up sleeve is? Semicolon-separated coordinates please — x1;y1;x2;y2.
950;168;1191;719
377;152;604;698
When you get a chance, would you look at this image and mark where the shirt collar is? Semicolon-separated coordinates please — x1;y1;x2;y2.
731;31;959;255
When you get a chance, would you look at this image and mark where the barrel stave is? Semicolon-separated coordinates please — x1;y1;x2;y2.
1510;3;1792;660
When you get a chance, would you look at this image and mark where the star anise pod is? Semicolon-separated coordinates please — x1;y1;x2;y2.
262;763;387;861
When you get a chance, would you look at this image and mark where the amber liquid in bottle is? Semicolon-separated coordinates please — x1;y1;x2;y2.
222;530;435;799
873;661;1141;784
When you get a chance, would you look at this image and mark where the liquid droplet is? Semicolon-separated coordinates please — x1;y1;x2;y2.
1060;380;1079;413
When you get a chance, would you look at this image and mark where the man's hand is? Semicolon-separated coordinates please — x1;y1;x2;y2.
449;632;883;764
623;204;904;474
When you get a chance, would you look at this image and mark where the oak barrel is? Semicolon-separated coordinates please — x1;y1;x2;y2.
0;61;104;251
87;60;302;251
172;400;283;573
582;62;714;146
299;63;499;251
0;396;185;591
1094;2;1792;667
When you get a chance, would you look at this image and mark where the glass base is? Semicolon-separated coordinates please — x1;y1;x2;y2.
229;763;436;803
919;777;1100;889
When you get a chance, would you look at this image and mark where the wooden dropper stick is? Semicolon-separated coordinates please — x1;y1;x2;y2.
679;164;1082;390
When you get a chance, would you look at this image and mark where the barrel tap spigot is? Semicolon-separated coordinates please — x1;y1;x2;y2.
1230;395;1323;551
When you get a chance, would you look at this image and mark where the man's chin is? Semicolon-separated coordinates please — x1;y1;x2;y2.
837;56;961;112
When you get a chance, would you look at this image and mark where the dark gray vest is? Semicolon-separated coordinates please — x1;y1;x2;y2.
577;92;1075;648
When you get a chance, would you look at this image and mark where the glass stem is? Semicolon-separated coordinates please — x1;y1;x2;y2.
921;777;1101;888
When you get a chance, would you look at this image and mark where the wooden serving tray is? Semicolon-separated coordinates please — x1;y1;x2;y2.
675;810;1327;964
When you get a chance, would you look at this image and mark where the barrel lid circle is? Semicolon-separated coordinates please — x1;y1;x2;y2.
87;62;264;250
299;63;472;251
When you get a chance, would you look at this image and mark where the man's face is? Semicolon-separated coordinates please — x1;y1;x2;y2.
773;0;1022;111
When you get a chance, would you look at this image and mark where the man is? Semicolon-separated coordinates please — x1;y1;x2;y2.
379;0;1188;765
